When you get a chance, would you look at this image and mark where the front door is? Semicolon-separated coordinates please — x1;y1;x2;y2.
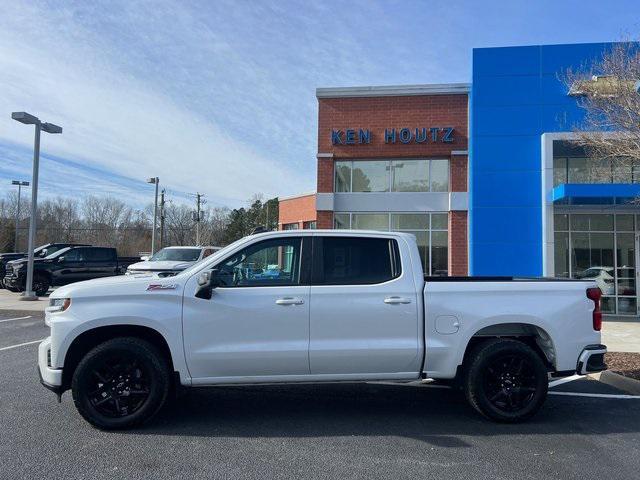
182;236;311;381
309;235;420;377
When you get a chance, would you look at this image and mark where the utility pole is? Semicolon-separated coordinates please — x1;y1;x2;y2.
146;177;159;254
265;200;269;230
159;189;166;249
192;192;205;245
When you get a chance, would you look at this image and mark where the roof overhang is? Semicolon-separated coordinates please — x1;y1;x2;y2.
316;83;470;99
551;183;640;205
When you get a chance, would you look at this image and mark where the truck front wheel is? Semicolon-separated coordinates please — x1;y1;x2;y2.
463;339;548;423
71;337;170;430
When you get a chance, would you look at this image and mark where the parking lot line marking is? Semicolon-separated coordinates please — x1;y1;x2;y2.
549;391;640;399
0;315;33;324
549;374;583;388
0;339;44;352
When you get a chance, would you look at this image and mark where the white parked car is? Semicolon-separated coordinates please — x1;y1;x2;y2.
126;246;221;277
575;267;615;295
39;230;606;429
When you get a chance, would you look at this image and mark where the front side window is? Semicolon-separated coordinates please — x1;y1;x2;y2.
216;238;302;287
64;249;85;262
318;237;399;285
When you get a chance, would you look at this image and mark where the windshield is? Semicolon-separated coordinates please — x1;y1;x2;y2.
150;248;201;262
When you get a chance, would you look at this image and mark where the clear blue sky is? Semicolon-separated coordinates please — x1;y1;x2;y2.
0;0;638;209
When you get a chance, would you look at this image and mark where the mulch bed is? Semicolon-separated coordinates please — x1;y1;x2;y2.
606;352;640;381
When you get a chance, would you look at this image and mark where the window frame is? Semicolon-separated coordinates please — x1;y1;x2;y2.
212;236;311;288
310;235;402;286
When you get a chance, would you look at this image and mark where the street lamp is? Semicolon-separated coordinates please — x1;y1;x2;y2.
11;112;62;300
147;177;159;255
11;180;30;252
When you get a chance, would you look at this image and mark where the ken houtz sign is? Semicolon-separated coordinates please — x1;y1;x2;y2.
331;127;454;145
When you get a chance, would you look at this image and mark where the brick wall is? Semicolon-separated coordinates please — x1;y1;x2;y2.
278;194;316;229
450;154;468;192
317;94;468;157
316;211;333;229
449;211;468;275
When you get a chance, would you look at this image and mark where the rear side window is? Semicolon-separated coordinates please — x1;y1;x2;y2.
88;248;115;262
315;237;401;285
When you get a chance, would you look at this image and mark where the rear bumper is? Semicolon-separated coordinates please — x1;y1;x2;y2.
576;344;607;375
38;338;63;394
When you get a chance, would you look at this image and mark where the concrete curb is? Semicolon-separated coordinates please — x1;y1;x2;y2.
590;371;640;395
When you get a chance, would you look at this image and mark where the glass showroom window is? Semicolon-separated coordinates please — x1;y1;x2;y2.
334;212;448;275
552;141;640;186
335;159;449;193
554;213;636;315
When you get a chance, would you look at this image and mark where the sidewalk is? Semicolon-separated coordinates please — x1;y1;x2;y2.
0;289;48;312
602;319;640;353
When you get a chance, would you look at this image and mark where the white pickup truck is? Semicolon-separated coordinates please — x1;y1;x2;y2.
39;230;607;429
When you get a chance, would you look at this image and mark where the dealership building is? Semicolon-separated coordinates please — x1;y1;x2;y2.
279;42;640;315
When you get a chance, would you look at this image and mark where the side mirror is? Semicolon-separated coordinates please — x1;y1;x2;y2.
57;256;65;263
140;255;150;261
195;269;220;300
39;249;48;258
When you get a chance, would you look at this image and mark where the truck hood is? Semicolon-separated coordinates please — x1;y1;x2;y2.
51;274;185;299
127;260;194;271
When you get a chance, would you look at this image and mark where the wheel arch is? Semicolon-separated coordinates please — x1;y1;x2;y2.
60;324;176;392
460;322;557;372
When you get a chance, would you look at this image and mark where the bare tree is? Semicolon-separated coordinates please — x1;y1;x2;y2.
563;42;640;181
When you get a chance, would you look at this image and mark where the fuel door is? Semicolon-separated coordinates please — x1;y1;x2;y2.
435;315;460;335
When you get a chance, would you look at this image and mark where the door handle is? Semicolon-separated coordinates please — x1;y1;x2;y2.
275;297;305;306
384;296;412;304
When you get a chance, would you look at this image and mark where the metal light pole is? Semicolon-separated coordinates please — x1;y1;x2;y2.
11;112;62;300
11;180;30;252
147;177;159;254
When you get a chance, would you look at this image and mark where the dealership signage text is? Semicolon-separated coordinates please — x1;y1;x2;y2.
331;127;454;145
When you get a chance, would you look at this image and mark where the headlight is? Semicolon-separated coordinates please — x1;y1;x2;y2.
48;298;71;312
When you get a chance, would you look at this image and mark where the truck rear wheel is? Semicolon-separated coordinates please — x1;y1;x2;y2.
463;339;548;423
71;337;170;430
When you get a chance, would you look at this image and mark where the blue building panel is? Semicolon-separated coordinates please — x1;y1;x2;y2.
470;42;618;276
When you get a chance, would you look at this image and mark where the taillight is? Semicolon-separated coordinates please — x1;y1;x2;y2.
587;287;602;331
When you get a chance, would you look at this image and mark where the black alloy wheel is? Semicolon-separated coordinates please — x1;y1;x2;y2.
86;353;151;418
33;275;50;297
463;339;548;423
72;337;170;430
482;354;538;412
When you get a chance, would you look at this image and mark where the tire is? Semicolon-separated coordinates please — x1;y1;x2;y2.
71;337;171;430
463;338;548;423
6;284;20;292
33;274;50;297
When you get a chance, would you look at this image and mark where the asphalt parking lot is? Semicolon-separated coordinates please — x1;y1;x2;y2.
1;310;640;480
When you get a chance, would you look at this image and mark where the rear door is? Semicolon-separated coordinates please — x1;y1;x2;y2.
86;248;118;278
309;235;420;377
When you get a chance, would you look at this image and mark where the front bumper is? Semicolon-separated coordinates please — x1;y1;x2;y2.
3;271;25;289
576;344;608;375
38;337;63;395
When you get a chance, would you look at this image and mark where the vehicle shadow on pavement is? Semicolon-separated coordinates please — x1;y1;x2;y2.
127;382;640;445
